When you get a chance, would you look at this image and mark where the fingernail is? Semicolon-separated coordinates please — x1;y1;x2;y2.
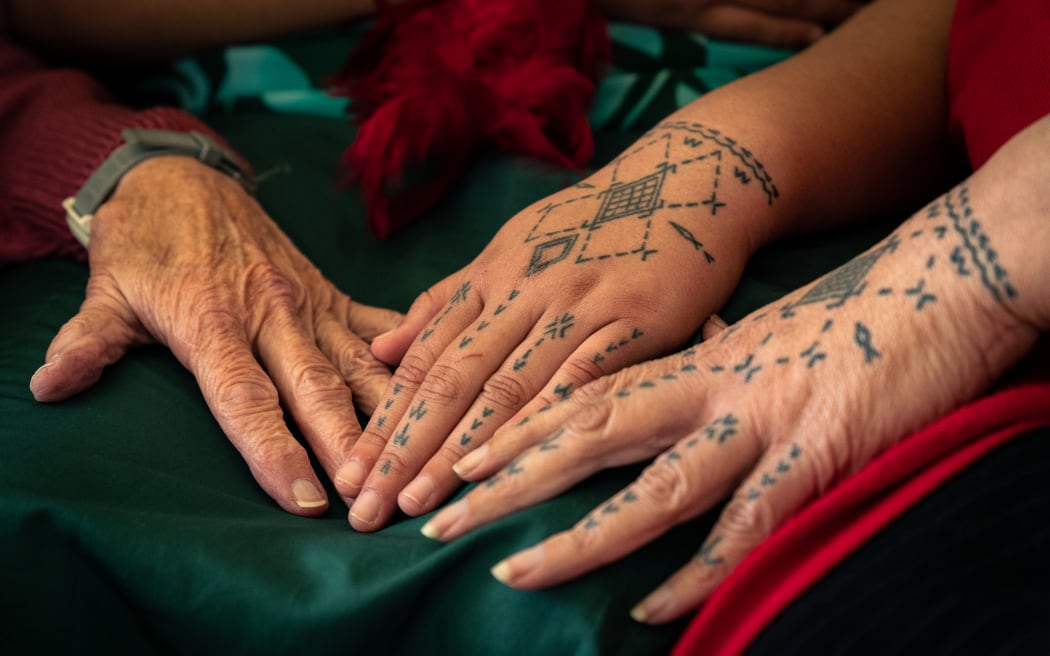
491;545;544;586
400;475;435;513
420;498;467;541
373;329;394;343
708;314;728;330
336;460;368;495
350;489;382;525
453;445;488;479
291;478;327;509
33;359;58;376
630;586;674;624
491;560;514;584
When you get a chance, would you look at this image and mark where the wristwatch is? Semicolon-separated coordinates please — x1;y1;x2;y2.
62;128;255;247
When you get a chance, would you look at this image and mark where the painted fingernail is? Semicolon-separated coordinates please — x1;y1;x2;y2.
453;445;488;479
291;478;327;509
400;475;435;513
420;499;467;541
349;489;382;525
630;586;674;624
491;545;544;586
336;460;368;495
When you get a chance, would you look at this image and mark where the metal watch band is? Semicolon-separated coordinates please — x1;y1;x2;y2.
63;128;255;247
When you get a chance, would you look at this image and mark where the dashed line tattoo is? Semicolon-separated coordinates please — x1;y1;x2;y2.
522;122;777;276
591;327;645;365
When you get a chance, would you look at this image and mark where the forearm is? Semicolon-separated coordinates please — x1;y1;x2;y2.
617;0;959;250
6;0;377;63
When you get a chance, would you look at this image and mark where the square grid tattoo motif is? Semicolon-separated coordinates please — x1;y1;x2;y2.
590;171;663;228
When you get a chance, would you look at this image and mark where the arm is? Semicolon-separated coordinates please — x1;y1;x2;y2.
333;0;961;532
5;0;377;63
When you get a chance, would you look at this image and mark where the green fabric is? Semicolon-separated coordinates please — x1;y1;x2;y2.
0;28;884;656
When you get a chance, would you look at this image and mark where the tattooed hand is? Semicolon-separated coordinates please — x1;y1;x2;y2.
418;117;1050;622
336;122;783;530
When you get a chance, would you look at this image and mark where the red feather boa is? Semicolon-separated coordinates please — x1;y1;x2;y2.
333;0;609;238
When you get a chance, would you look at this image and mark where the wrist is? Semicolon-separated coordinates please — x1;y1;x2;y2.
64;129;253;248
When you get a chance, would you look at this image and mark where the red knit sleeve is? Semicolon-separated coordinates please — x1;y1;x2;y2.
0;37;240;264
947;0;1050;169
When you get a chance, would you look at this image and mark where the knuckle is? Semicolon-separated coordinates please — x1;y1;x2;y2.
242;261;304;310
356;424;392;452
481;371;531;411
289;360;345;397
563;397;614;437
565;521;606;553
414;362;470;404
559;356;608;386
370;448;410;478
682;551;725;587
435;440;468;466
241;431;303;467
338;342;385;377
571;373;619;404
718;495;775;541
393;352;433;387
635;459;692;514
411;287;441;314
213;371;277;414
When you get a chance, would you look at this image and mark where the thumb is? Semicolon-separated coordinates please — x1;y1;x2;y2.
701;313;730;342
30;281;149;402
370;272;465;365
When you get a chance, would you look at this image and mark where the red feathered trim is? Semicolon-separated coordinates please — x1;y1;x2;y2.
333;0;609;238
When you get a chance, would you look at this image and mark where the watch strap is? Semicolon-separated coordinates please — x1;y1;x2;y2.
63;129;254;247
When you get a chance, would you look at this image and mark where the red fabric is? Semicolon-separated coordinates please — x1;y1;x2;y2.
333;0;609;238
947;0;1050;169
0;25;237;263
672;378;1050;656
674;1;1050;652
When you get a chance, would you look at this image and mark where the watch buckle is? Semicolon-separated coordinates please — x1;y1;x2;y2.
62;196;93;248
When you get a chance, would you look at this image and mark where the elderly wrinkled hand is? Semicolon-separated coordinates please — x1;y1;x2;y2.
30;155;403;515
